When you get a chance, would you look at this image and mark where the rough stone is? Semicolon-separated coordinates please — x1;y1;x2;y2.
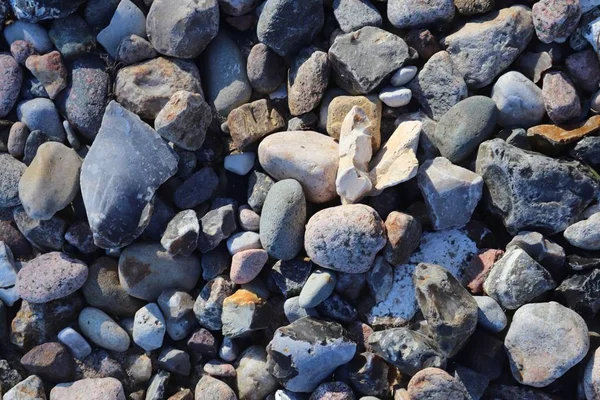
0;154;25;208
194;276;235;331
528;115;600;154
25;51;67;99
115;34;157;66
13;206;66;251
532;0;582;43
407;368;468;400
3;375;46;400
237;345;279;400
542;71;581;125
555;268;600;319
388;0;454;28
133;303;166;352
564;212;600;250
195;375;236;400
333;0;382;33
9;0;86;22
17;98;65;141
288;47;329;116
21;342;74;382
0;54;22;118
227;99;286;150
326;95;382;151
160;210;200;256
50;378;125;400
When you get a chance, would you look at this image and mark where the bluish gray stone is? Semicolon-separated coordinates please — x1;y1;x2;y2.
491;71;545;129
174;166;219;210
3;21;53;53
283;296;320;323
388;0;454;28
333;0;382;33
474;296;507;333
9;0;86;22
58;326;92;359
78;307;130;352
48;14;96;59
22;130;61;165
299;268;337;309
13;206;66;251
133;303;166;352
0;153;25;208
198;204;237;253
17;98;66;141
83;0;120;31
96;0;146;59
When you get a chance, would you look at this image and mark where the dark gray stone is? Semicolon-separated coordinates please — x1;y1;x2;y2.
202;246;231;280
317;292;357;323
571;136;600;171
13;206;66;251
48;15;96;59
174;167;219;210
17;98;66;141
348;352;389;397
22;130;61;165
160;209;199;256
555;269;600;319
83;0;120;31
9;0;86;22
116;34;158;66
247;43;286;94
248;170;275;213
198;204;237;253
193;276;235;331
388;0;454;28
0;154;25;208
270;257;312;298
333;0;382;33
506;231;565;274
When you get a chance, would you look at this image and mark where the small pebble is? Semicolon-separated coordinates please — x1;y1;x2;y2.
224;152;256;175
379;87;412;107
391;65;418;87
298;268;337;308
230;249;269;284
133;303;166;352
58;327;92;359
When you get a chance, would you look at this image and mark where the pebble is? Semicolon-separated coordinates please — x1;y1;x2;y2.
160;210;200;257
391;66;418;87
384;212;422;267
564;212;600;250
13;206;66;251
10;40;34;65
532;0;582;43
333;0;382;33
0;154;26;208
454;0;494;15
159;347;190;376
329;27;409;95
299;269;337;308
195;375;236;400
17;97;66;141
238;207;259;232
515;51;553;83
194;276;235;331
267;317;356;392
542;71;581;124
133;303;166;352
118;242;200;301
204;359;236;377
491;71;545;129
50;377;125;400
284;296;320;322
555;269;600;319
3;21;53;53
224;153;255;175
257;0;324;57
58;327;92;359
388;0;454;28
25;51;67;100
407;368;468;400
227;99;286;150
16;252;87;304
505;302;589;387
528;115;600;154
97;0;146;59
378;87;412;108
3;375;46;400
7;122;28;159
418;157;483;230
116;34;157;66
473;296;507;333
305;204;386;273
585;348;600;400
21;130;61;165
21;342;74;382
146;0;219;59
0;54;22;118
237;345;280;399
310;381;356;400
247;43;286;94
366;256;393;303
288;47;329;116
326;95;382;150
78;307;130;352
230;249;269;284
248;171;275;213
155;91;211;151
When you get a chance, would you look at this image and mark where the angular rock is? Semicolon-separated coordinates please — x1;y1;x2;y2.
158;347;190;376
198;204;237;253
0;154;25;208
221;289;271;338
174;167;219;210
81;101;178;248
17;98;65;141
50;378;125;400
571;136;600;171
48;14;96;59
564;212;600;250
310;381;355;400
532;0;582;43
326;95;381;151
160;210;199;256
542;71;581;125
13;206;66;251
116;34;157;66
366;256;393;303
555;268;600;319
228;99;285;150
3;375;46;400
528;115;600;155
195;375;236;400
133;303;166;352
25;51;67;99
78;307;131;352
9;0;86;22
0;54;22;118
194;276;235;331
383;212;422;266
21;342;74;382
333;0;382;33
288;47;329;116
96;0;146;59
388;0;454;28
270;257;312;299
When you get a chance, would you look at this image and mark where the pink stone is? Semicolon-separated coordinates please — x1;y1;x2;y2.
230;249;269;284
465;249;504;294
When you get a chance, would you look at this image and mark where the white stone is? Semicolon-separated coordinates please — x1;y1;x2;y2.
0;242;17;288
224;152;256;175
226;231;262;255
367;264;417;327
368;119;421;195
584;347;600;400
379;87;412;107
97;0;147;59
336;106;373;204
58;327;92;359
391;66;418;87
133;303;166;352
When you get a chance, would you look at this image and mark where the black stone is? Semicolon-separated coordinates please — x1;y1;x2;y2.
555;269;600;319
269;257;312;299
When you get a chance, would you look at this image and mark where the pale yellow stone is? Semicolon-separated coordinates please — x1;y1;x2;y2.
326;95;382;151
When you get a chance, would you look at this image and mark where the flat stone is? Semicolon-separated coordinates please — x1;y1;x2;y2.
81;101;178;248
528;115;600;154
407;368;468;400
326;95;382;151
0;54;22;118
505;302;589;387
116;34;157;66
564;212;600;250
78;307;130;352
388;0;454;28
58;327;92;359
228;99;285;150
146;0;219;59
247;43;286;94
288;47;329;116
221;289;271;338
491;71;545;129
194;276;235;331
441;6;534;89
17;98;66;141
224;153;255;175
532;0;582;43
476;139;598;235
305;204;386;273
329;26;409;95
133;303;166;352
50;378;125;400
195;376;236;400
333;0;382;33
379;87;412;108
299;268;337;309
0;154;25;208
237;346;279;400
97;0;146;59
230;249;268;284
160;210;200;256
542;71;581;125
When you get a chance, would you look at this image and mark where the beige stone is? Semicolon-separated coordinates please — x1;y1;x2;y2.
326;95;382;151
227;99;286;150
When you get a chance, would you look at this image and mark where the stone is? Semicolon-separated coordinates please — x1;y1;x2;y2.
288;47;329;116
267;317;356;392
13;206;66;251
391;66;418;87
581;14;600;52
379;87;412;108
383;212;422;266
564;212;600;250
115;57;202;120
198;204;237;252
220;0;258;16
248;171;274;213
158;347;190;376
473;296;506;333
541;71;581;125
48;14;95;59
418;157;483;230
155;91;211;151
441;6;534;89
348;353;389;397
146;371;170;400
528;115;600;154
247;43;286;94
21;130;61;165
368;120;421;195
224;152;255;176
194;276;235;331
160;210;200;256
388;0;454;28
18;142;81;220
221;289;271;337
515;51;553;83
476;139;598;235
50;378;125;400
407;368;468;400
3;375;46;400
64;221;97;254
366;263;417;328
17;252;87;304
259;131;339;203
204;359;235;378
0;221;31;259
133;303;166;352
146;0;219;59
305;204;386;273
118;242;200;301
565;49;600;92
17;98;65;141
21;342;74;382
237;345;280;399
0;54;22;118
555;268;600;319
491;71;545;129
532;0;582;43
97;0;146;59
4;21;53;53
368;327;446;376
195;375;236;400
0;242;17;292
78;307;130;352
230;249;268;284
81;101;178;248
319;291;357;323
257;0;324;57
366;256;393;303
226;231;261;255
170;390;193;400
202;32;252;116
25;51;67;99
404;28;442;61
270;257;312;299
0;154;25;208
201;247;231;280
284;296;320;322
336;106;373;204
175;167;219;210
299;268;337;309
329;27;409;95
571;136;600;171
432;96;498;163
9;0;86;22
454;0;494;15
58;327;91;359
227;99;286;150
327;95;382;150
505;302;589;387
407;51;467;120
483;247;555;309
309;381;355;400
8;122;29;158
116;34;157;66
333;0;382;33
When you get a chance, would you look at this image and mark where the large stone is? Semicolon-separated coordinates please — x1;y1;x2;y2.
50;378;125;400
267;317;356;392
237;346;279;400
227;99;286;150
257;0;324;57
0;153;25;208
388;0;454;28
441;6;535;89
0;54;22;118
9;0;86;22
20;342;74;382
305;204;386;273
114;57;203;120
258;131;339;203
81;101;179;248
146;0;219;59
564;212;600;251
476;139;598;235
505;302;589;387
97;0;146;59
329;26;409;95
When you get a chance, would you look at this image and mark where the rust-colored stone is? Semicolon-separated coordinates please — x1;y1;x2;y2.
527;115;600;154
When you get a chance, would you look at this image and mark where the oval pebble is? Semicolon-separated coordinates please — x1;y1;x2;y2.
298;268;337;308
78;307;131;352
379;87;412;107
391;66;418;87
226;231;262;255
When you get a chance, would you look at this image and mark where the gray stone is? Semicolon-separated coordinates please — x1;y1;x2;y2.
0;54;22;118
13;206;66;251
542;71;581;125
532;0;582;43
564;212;600;250
133;303;166;352
388;0;454;28
317;292;358;322
118;242;201;301
368;327;446;376
248;171;274;212
81;101;178;248
20;343;73;382
571;136;600;171
221;289;271;338
270;257;312;298
257;0;324;57
565;49;600;92
198;204;237;253
48;14;96;59
476;139;598;235
202;32;252;116
366;256;393;303
7;122;29;158
83;0;120;30
366;264;417;328
0;242;17;291
333;0;382;33
17;98;66;141
418;157;483;231
22;130;61;165
284;297;320;322
226;231;261;255
194;276;235;331
4;21;53;53
237;346;279;399
195;375;236;400
299;268;337;308
310;381;355;400
146;0;219;59
220;0;258;16
505;302;589;387
3;375;46;400
473;296;507;333
97;0;146;59
585;348;600;400
441;6;535;89
158;347;190;376
146;371;170;400
239;206;260;231
506;231;565;273
454;0;494;15
0;154;25;208
407;51;467;121
115;34;157;66
483;247;556;310
247;43;286;94
267;317;356;392
158;289;195;321
58;327;92;359
329;26;409;95
202;246;231;281
174;166;219;210
9;0;85;22
160;209;199;256
78;307;131;352
555;269;600;319
288;47;329;116
515;51;553;83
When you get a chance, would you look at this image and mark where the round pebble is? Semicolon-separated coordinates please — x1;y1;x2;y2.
391;66;418;87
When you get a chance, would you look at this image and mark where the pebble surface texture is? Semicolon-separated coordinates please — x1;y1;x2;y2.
0;0;600;399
